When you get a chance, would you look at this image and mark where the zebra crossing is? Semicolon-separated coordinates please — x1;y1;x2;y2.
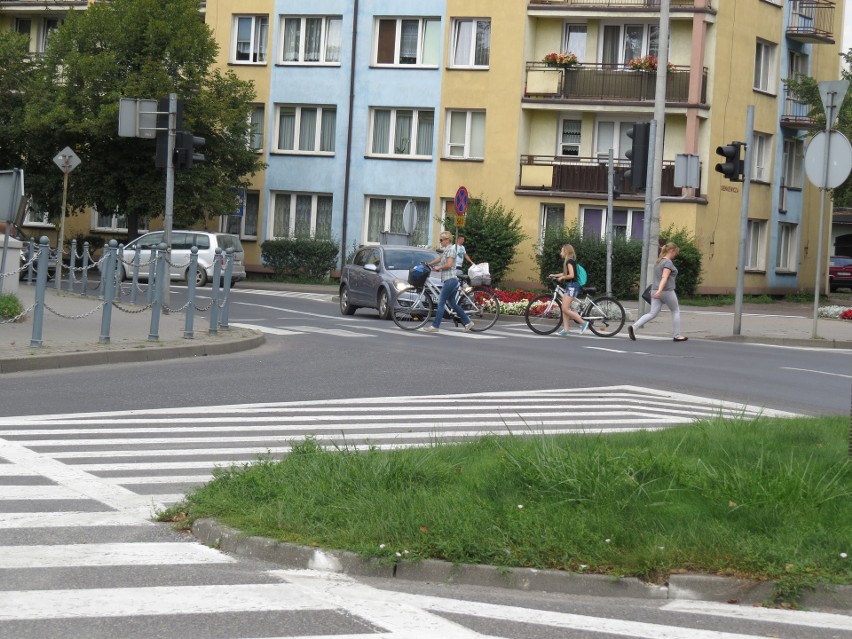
1;387;832;639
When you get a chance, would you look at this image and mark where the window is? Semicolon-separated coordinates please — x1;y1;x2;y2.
365;197;429;245
374;17;440;66
39;18;61;53
249;105;264;151
752;132;772;182
601;23;659;65
582;207;645;240
445;110;485;159
281;16;342;64
746;219;767;270
272;193;333;239
369;108;434;158
787;50;807;79
595;120;637;160
450;18;490;68
233;15;268;63
275;105;336;154
220;191;259;238
563;25;587;63
22;199;52;227
92;210;147;233
776;223;798;272
15;18;31;41
539;204;565;251
754;39;776;93
782;138;803;188
559;119;581;157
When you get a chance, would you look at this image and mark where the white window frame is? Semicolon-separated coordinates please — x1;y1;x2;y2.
539;204;566;252
91;209;148;234
373;17;440;67
280;15;342;65
22;199;53;228
581;207;644;240
558;118;582;157
271;192;334;240
249;105;264;152
274;104;336;155
595;119;637;160
368;108;434;159
232;15;268;64
219;190;259;239
365;197;429;245
754;39;776;93
39;17;61;53
563;24;588;64
782;138;803;188
444;110;485;160
746;219;767;271
776;222;798;272
600;23;659;65
449;18;490;68
751;132;772;182
787;50;807;78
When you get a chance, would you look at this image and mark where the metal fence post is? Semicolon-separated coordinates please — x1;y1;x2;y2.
26;239;34;285
219;248;234;330
130;245;140;305
148;242;166;341
80;242;89;296
208;247;222;335
68;239;77;293
53;240;61;292
30;237;50;347
99;240;117;344
184;247;198;339
146;245;158;306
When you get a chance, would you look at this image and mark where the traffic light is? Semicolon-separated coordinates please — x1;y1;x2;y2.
714;142;744;182
624;122;651;190
174;131;206;170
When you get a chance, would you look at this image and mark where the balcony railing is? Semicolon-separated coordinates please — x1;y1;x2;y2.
780;96;818;129
518;155;687;197
524;62;706;105
787;0;835;44
529;0;704;8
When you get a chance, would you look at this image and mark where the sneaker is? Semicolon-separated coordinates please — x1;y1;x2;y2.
557;329;570;336
464;322;475;332
422;326;439;333
579;321;590;335
628;326;636;341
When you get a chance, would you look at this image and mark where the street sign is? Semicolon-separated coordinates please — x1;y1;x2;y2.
818;80;849;128
0;169;24;223
804;130;852;189
118;98;159;138
674;153;700;188
455;215;466;228
454;186;469;214
53;147;81;173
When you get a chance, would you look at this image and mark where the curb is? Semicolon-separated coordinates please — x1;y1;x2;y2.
0;330;265;374
710;335;852;350
190;518;852;611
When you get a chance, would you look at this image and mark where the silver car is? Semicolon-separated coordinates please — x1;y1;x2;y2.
339;245;440;319
111;230;246;287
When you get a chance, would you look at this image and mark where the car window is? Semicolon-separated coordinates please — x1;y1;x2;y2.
138;233;163;250
383;249;439;271
353;248;370;267
192;234;211;250
833;257;852;267
366;249;381;268
171;232;191;250
216;234;243;253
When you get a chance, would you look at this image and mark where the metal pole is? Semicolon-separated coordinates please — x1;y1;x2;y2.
184;247;198;339
0;224;9;296
80;242;89;296
99;240;117;344
639;120;658;315
68;238;76;292
219;248;234;329
30;236;50;348
606;148;614;296
55;164;69;291
149;242;166;341
209;248;222;335
733;105;755;335
162;92;177;313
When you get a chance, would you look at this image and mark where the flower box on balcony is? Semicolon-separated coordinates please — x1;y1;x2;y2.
543;52;579;69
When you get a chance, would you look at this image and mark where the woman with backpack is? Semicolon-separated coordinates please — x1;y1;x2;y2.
549;244;589;336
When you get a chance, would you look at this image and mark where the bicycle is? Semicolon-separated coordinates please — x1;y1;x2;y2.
524;277;625;337
392;264;500;332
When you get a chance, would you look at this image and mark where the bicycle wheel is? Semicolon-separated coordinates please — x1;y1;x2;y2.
392;287;434;331
586;295;626;337
461;286;500;332
524;293;562;335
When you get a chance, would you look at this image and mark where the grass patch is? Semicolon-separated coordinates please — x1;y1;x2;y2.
162;417;852;596
0;293;24;320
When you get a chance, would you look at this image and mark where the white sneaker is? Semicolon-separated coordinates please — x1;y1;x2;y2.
464;322;475;332
422;326;439;333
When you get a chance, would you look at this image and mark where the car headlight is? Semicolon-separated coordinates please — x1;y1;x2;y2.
393;279;410;292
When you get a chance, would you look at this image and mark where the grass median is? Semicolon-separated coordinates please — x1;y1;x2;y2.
161;416;851;602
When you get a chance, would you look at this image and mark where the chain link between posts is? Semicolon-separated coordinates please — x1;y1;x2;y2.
43;301;105;320
0;302;36;324
111;300;154;314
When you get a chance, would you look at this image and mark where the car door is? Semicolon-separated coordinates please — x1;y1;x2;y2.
347;247;373;306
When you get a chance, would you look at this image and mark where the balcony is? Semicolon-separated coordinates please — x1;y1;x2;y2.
518;155;687;198
528;0;714;13
0;1;88;8
781;96;819;129
524;63;706;106
786;0;835;44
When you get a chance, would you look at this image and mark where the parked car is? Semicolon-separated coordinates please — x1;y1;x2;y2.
101;230;246;287
0;221;57;280
339;245;440;319
829;255;852;292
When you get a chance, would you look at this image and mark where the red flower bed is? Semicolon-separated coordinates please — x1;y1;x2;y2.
840;309;852;321
493;289;538;304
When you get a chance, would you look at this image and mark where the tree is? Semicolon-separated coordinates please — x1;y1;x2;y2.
442;197;527;285
21;0;264;238
0;31;36;173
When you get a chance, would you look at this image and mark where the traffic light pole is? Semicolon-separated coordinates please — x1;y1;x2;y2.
638;120;657;316
162;92;177;312
606;149;614;296
733;105;755;335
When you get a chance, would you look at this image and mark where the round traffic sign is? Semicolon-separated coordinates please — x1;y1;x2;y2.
454;186;469;214
804;130;852;189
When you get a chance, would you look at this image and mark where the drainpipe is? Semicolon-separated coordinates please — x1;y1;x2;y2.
340;0;359;268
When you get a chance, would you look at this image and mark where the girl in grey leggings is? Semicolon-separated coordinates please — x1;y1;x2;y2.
628;242;688;342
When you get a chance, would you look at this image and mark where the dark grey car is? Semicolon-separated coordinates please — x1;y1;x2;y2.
339;245;440;319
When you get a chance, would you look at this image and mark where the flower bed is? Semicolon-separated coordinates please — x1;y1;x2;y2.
818;305;852;320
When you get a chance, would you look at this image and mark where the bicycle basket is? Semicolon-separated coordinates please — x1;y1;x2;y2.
408;263;431;287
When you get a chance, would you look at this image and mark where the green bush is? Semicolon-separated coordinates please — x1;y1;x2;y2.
536;224;702;298
0;293;24;320
441;197;527;285
261;238;339;281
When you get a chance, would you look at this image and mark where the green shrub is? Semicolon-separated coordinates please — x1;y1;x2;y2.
441;197;527;285
0;293;24;320
261;238;339;281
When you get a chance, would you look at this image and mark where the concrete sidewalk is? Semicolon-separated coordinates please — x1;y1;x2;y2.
1;281;850;374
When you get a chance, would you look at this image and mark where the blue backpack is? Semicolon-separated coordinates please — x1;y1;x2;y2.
575;263;588;286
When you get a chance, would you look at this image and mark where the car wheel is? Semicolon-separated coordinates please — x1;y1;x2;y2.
192;267;208;288
377;288;391;320
339;284;357;315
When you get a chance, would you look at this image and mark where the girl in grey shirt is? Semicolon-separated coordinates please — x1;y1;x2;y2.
628;242;688;342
